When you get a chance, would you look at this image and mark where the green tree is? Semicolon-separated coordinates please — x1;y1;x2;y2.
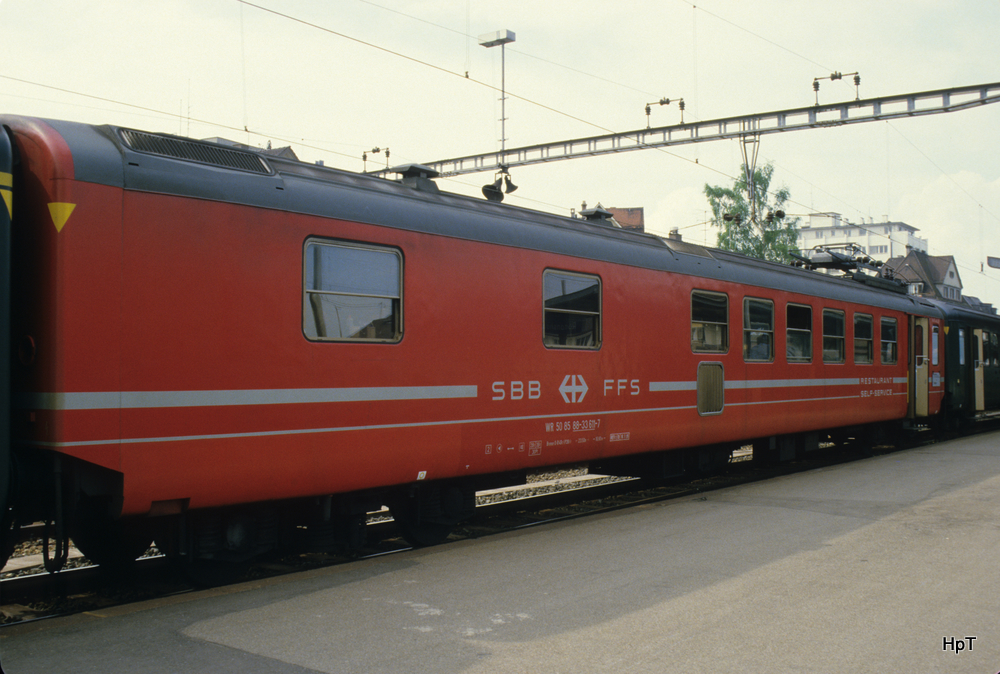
704;162;800;263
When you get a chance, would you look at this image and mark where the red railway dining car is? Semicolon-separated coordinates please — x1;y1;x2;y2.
0;116;981;573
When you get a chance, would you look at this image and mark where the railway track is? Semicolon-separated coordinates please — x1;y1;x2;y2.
0;433;956;626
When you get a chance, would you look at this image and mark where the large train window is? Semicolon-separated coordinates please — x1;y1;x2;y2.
691;291;729;353
743;298;773;362
932;325;940;366
543;270;601;349
880;318;898;365
822;309;845;363
786;304;812;362
854;314;874;364
303;239;402;342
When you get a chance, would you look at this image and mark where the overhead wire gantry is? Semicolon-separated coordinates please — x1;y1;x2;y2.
371;81;1000;180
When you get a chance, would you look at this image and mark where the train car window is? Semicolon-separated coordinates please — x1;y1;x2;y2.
786;304;812;363
958;328;966;366
822;309;845;363
931;325;939;366
743;298;773;362
543;270;601;349
691;291;729;353
854;314;874;364
993;332;998;366
880;318;898;365
303;240;402;342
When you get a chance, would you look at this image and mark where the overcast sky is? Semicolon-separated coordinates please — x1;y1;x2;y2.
2;0;999;299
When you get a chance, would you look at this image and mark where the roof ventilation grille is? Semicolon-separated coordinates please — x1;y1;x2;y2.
119;129;272;174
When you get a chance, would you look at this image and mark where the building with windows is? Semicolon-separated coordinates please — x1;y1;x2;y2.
797;213;927;261
883;249;963;302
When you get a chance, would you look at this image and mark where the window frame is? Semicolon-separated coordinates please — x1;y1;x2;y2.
743;297;774;362
691;290;730;354
822;309;846;364
854;313;874;365
786;303;813;363
880;317;898;365
302;238;403;343
542;269;602;350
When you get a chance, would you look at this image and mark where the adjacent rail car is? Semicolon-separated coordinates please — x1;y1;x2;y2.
0;116;996;571
932;300;1000;418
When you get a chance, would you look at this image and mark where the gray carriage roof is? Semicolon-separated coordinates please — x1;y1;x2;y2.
19;117;957;319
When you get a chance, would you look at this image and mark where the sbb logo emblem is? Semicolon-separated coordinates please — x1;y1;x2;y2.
559;375;589;403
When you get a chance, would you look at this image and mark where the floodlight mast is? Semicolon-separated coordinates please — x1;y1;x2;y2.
370;81;1000;178
479;30;516;161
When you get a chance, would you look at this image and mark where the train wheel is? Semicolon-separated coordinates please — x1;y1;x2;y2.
70;515;153;575
388;483;473;547
688;445;733;475
390;508;454;547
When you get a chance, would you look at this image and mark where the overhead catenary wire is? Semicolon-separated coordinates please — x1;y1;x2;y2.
2;0;995;291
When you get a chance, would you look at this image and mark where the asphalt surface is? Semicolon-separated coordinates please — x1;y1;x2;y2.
2;431;999;673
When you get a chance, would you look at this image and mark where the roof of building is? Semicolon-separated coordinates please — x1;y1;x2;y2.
884;250;962;299
261;145;299;160
606;207;645;232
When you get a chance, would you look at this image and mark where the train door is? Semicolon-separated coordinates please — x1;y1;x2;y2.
930;322;946;415
988;332;1000;409
911;317;929;417
974;329;985;412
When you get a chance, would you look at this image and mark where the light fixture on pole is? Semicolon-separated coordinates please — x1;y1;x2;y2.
481;167;518;202
479;29;517;201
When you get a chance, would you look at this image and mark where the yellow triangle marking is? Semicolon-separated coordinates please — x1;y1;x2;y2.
1;189;11;219
48;202;76;233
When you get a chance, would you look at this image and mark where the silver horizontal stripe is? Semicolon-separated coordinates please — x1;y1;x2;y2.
725;378;860;389
650;377;906;392
18;385;479;411
648;381;698;392
24;404;700;448
728;392;905;407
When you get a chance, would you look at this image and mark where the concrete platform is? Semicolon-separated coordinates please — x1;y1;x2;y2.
2;432;999;673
